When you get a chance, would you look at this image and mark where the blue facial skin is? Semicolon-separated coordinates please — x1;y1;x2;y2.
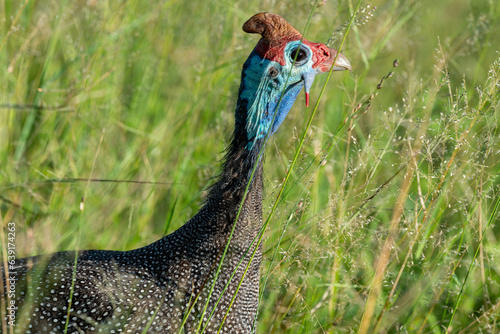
240;41;317;149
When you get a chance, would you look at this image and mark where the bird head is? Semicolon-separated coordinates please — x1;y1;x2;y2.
237;12;351;149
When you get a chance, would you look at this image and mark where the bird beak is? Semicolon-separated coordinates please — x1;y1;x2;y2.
303;47;351;107
331;51;352;72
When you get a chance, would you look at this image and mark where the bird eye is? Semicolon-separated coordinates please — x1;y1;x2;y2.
289;46;309;66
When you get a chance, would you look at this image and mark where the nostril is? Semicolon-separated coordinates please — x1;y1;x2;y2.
319;44;329;57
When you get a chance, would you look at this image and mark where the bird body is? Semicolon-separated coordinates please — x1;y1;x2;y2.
2;13;350;333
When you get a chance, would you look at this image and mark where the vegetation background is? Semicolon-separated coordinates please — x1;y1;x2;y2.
1;0;499;332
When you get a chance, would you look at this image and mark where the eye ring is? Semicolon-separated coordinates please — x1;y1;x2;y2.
289;46;310;66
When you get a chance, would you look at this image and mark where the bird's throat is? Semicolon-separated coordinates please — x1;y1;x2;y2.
239;53;304;149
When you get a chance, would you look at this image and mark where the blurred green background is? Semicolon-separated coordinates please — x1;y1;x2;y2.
1;0;499;332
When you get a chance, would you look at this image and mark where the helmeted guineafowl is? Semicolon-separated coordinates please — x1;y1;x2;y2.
2;12;350;333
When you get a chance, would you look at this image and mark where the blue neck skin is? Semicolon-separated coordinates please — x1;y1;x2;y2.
237;51;307;150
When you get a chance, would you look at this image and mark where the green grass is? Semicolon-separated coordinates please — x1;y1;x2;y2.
1;0;499;332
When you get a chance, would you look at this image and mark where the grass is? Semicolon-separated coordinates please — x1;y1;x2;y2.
1;0;499;332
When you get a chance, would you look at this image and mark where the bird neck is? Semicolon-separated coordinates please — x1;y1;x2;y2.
201;100;268;246
207;129;265;212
